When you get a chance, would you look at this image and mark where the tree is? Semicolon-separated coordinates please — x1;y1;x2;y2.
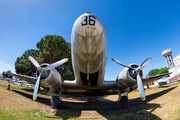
36;35;74;80
148;69;160;77
7;70;12;78
148;67;169;77
15;35;74;80
2;71;7;77
15;49;42;76
2;70;12;78
157;67;169;75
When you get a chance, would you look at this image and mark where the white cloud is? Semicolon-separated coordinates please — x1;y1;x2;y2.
0;60;15;73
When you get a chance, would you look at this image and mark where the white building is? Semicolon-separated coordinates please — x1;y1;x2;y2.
168;54;180;77
162;49;180;77
12;76;19;81
173;54;180;73
162;49;175;68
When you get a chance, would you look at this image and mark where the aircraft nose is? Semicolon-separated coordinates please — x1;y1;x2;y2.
72;13;104;37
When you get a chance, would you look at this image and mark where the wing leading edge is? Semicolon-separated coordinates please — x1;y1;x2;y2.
100;73;171;90
142;73;171;85
10;73;37;85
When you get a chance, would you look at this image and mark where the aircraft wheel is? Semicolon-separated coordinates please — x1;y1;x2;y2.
51;96;58;109
120;96;130;110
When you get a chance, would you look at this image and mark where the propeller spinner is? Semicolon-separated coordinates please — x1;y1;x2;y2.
111;57;152;101
28;56;68;100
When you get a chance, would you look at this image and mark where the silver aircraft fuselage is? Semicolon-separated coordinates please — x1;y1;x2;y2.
71;13;107;87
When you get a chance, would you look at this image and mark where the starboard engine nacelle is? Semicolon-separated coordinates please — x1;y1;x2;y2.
28;56;68;100
36;63;63;89
116;64;143;88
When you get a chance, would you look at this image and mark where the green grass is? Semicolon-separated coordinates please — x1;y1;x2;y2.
13;87;52;96
0;108;57;120
0;109;17;120
0;82;51;96
0;81;71;97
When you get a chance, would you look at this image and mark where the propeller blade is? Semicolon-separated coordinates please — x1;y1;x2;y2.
29;56;40;68
33;74;41;101
137;73;146;101
111;58;134;69
45;58;68;70
140;57;152;70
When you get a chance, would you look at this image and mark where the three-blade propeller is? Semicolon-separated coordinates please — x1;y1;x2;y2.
111;57;152;101
28;56;68;101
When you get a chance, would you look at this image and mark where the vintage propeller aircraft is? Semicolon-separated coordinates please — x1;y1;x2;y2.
10;11;170;109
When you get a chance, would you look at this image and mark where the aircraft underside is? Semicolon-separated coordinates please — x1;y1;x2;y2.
80;71;99;86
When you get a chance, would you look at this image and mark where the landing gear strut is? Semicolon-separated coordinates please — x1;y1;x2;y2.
51;89;61;109
118;90;130;110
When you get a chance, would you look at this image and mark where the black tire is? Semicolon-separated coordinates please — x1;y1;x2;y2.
51;96;59;107
120;96;129;108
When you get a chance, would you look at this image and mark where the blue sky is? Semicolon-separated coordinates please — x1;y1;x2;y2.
0;0;180;80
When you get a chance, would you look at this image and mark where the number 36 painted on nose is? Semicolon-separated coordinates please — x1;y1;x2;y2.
81;15;95;26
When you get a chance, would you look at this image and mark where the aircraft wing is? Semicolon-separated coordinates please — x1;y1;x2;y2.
99;80;117;89
10;73;37;85
62;80;81;89
99;73;171;90
62;80;117;91
142;73;171;85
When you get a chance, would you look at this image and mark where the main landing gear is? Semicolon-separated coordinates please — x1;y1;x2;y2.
118;90;130;110
51;89;61;109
